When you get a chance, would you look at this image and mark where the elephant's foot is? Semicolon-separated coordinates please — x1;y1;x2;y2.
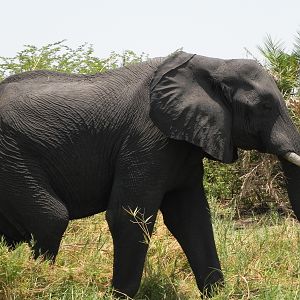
111;288;135;299
199;270;224;298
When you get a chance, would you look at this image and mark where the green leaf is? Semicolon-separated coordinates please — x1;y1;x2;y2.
0;41;148;79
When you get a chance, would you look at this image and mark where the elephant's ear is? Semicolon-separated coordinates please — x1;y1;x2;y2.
150;51;237;163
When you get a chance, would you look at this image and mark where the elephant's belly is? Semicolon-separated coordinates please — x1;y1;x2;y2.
41;144;115;220
66;184;111;220
51;170;113;220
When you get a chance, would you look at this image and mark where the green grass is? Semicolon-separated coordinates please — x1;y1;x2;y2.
0;200;299;299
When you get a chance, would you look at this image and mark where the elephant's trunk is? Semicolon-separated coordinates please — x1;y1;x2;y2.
279;156;300;221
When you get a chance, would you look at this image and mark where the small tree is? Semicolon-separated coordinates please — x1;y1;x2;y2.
0;41;148;80
258;33;300;98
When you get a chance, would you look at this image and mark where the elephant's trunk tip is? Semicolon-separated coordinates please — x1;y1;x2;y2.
284;152;300;167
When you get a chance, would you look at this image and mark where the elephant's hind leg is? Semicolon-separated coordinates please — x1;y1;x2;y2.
0;162;69;261
4;192;68;261
0;213;24;250
29;195;69;261
10;191;68;261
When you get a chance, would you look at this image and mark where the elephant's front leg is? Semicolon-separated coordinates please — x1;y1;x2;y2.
160;186;223;297
106;168;162;298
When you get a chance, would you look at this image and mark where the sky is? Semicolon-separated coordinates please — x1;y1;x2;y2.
1;0;300;61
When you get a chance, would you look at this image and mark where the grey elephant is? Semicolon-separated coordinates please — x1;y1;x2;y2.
0;51;299;298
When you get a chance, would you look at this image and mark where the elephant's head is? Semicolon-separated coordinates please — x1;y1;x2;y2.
150;51;300;220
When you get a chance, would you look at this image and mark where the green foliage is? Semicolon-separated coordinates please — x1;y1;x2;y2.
0;41;148;80
204;151;288;218
118;49;149;67
258;33;300;98
204;159;239;200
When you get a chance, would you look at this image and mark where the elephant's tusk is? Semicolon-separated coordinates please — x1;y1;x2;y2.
284;152;300;167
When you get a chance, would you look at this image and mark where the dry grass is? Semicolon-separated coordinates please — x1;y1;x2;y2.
0;202;299;299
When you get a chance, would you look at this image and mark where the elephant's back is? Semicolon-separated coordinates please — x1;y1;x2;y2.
0;70;110;85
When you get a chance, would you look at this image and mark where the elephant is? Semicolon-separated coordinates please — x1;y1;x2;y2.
0;51;299;298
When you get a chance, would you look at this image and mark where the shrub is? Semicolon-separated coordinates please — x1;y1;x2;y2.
0;41;148;80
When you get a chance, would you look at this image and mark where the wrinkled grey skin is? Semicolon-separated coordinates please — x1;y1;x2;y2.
0;51;299;298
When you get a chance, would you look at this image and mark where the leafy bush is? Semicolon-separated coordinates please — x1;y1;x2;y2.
258;33;300;98
0;41;148;80
204;151;287;218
